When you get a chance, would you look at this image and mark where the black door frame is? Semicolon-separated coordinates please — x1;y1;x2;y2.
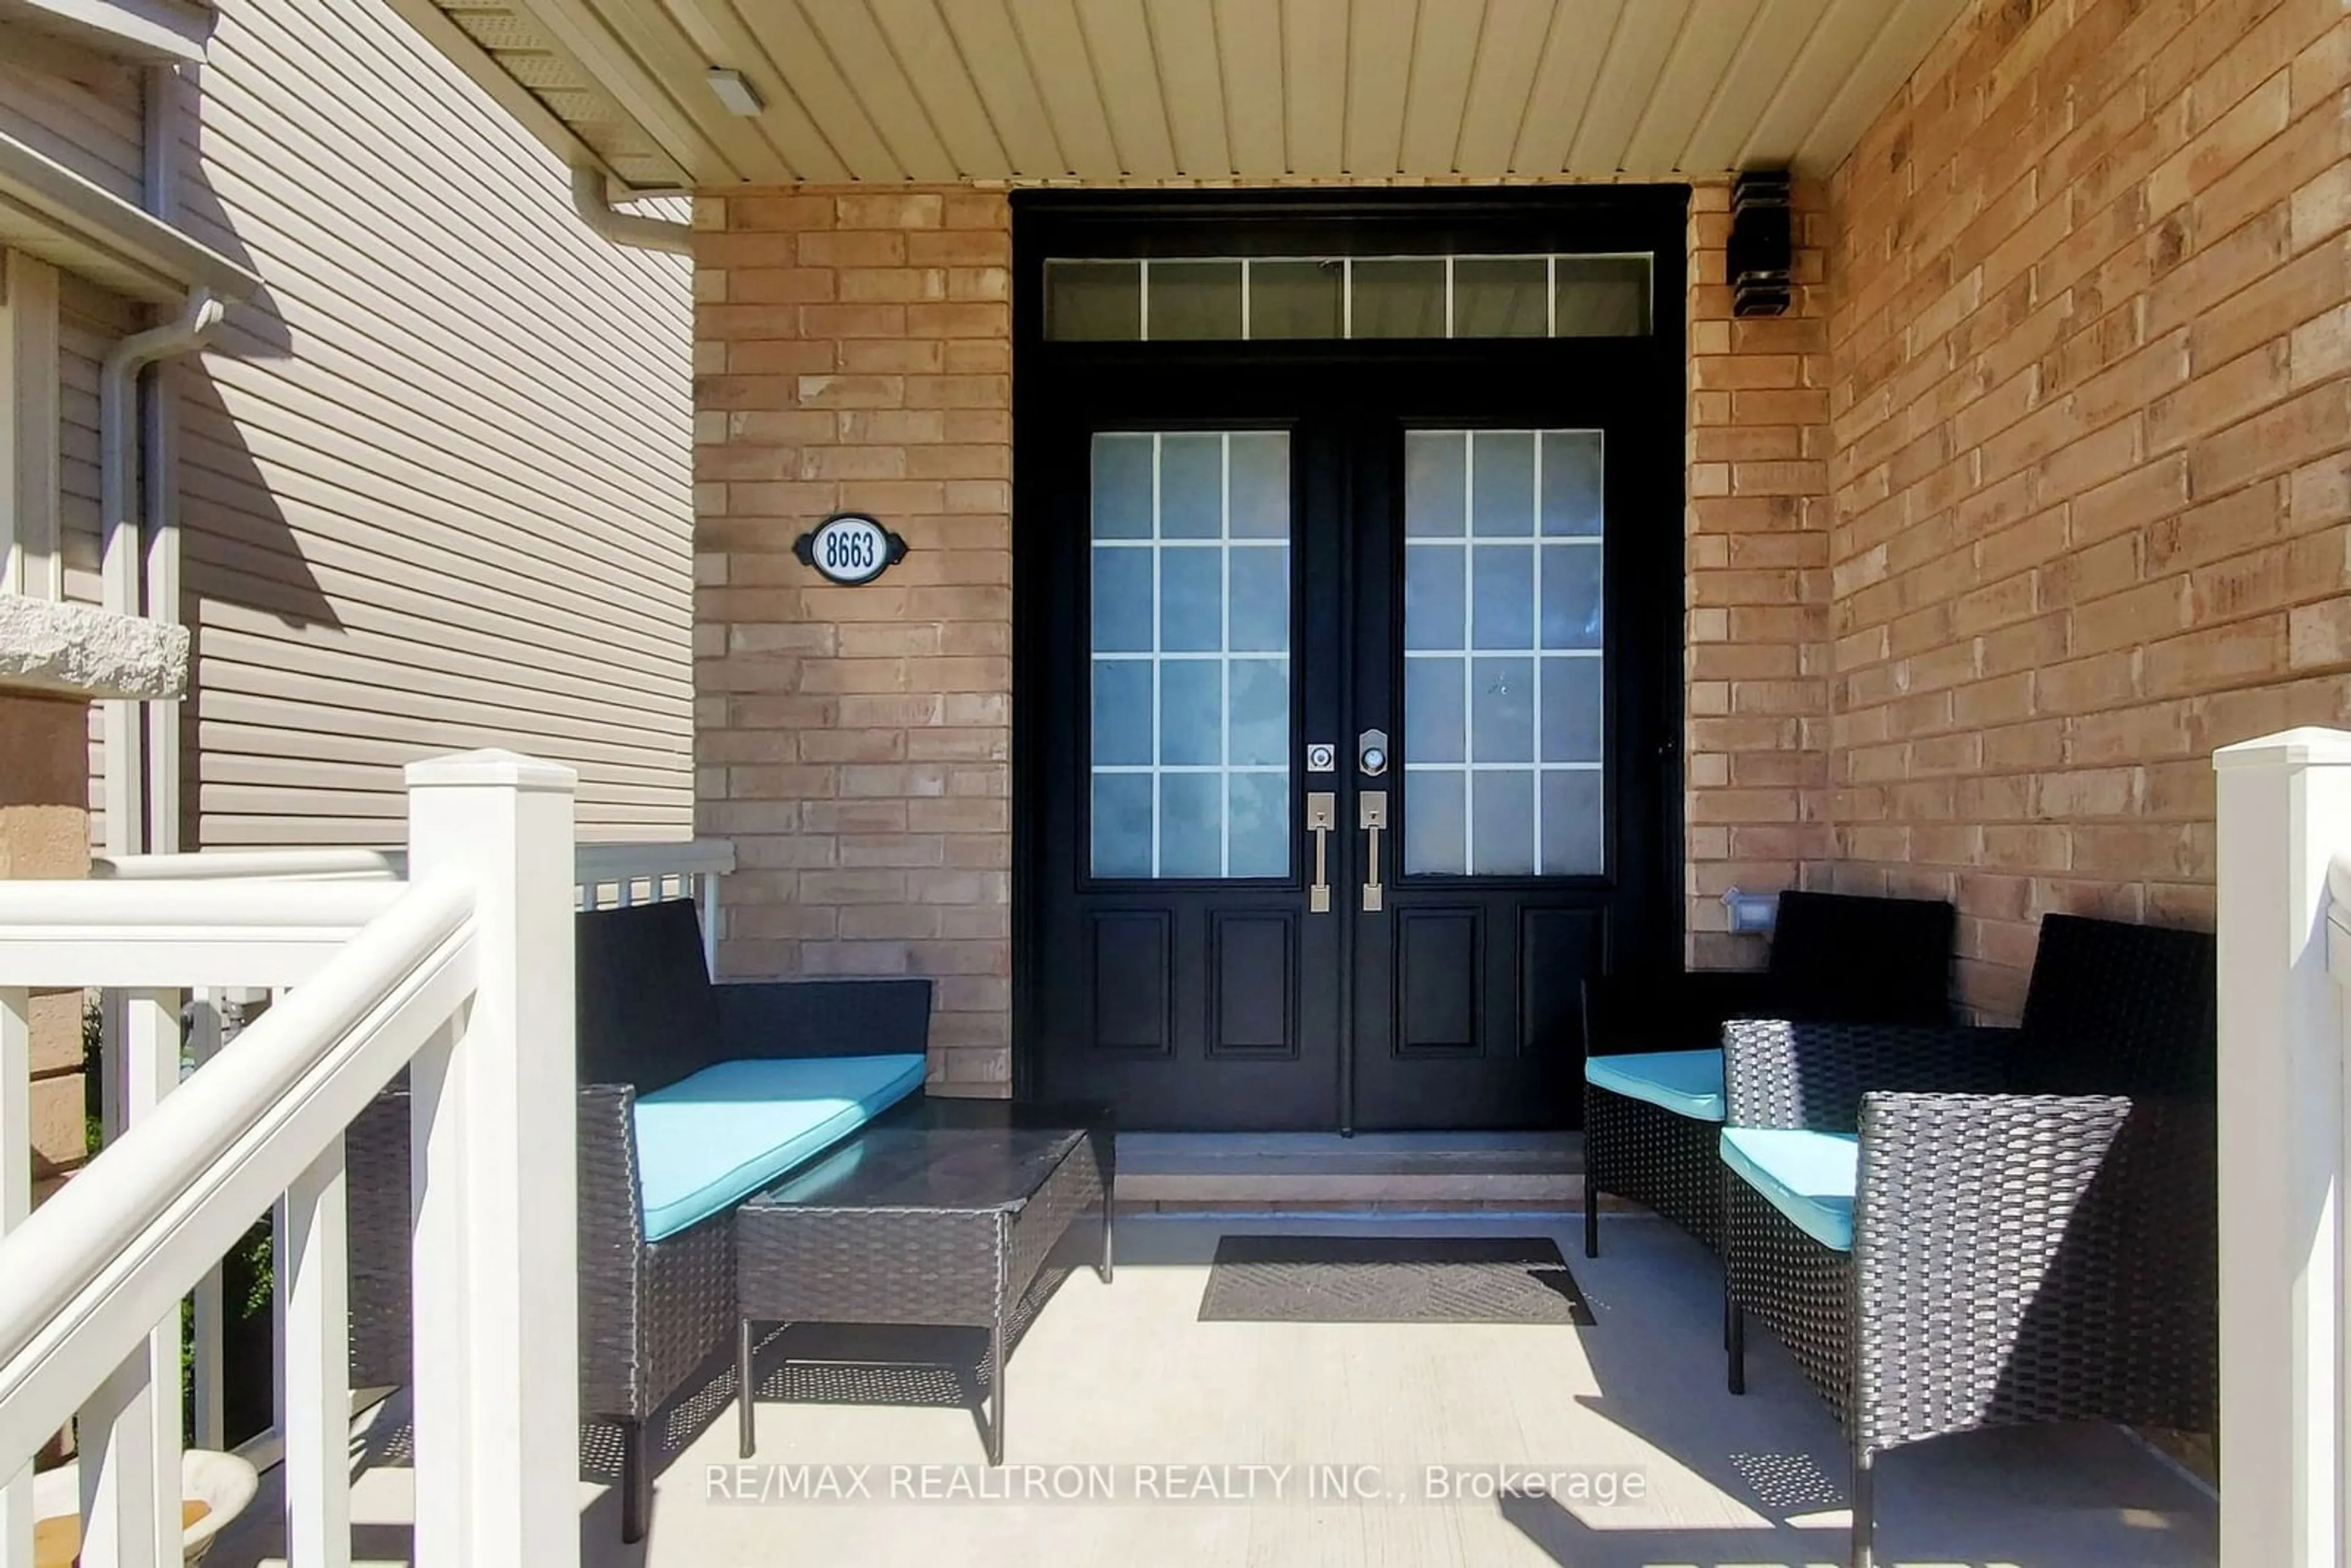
1009;186;1690;1112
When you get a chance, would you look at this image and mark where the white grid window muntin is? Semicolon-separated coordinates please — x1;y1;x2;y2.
1044;253;1652;342
1403;429;1606;879
1090;432;1292;880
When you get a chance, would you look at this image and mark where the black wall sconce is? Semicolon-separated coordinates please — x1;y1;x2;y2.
1730;171;1792;318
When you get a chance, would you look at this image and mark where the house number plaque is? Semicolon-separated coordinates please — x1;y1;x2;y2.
793;512;908;586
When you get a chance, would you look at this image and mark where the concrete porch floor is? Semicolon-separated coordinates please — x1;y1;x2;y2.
211;1212;2214;1568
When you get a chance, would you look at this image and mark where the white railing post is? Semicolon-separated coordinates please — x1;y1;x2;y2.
0;989;28;1568
280;1136;350;1568
2214;727;2351;1568
403;751;579;1568
186;991;225;1453
79;988;183;1568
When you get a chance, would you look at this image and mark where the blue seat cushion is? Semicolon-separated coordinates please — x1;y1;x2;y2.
1719;1127;1858;1253
1584;1049;1726;1122
632;1054;926;1240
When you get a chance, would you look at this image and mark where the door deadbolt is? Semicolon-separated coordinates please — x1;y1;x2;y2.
1358;729;1389;777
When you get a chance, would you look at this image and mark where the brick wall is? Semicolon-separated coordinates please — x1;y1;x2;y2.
1685;179;1836;967
1826;0;2351;1016
694;185;1823;1076
692;188;1015;1091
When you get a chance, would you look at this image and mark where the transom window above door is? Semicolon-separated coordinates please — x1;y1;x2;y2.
1046;255;1651;342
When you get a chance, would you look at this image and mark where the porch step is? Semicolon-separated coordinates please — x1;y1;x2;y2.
1115;1131;1583;1206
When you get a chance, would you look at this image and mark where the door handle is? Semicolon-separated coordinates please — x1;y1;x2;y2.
1305;792;1336;913
1359;790;1388;912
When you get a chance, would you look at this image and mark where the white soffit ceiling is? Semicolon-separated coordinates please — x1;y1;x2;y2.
417;0;1971;192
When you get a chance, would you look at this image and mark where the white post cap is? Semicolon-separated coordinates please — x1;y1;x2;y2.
403;749;578;791
2212;727;2351;771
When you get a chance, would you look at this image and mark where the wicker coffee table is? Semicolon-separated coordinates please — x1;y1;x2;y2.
733;1098;1114;1464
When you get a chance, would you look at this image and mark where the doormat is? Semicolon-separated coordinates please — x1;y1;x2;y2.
1197;1235;1592;1324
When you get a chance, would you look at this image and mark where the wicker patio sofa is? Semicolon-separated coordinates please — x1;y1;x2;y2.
1580;889;1954;1258
348;898;932;1544
1717;912;2216;1568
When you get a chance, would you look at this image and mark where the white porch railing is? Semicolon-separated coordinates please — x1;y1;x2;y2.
0;751;587;1568
2214;727;2351;1568
92;838;735;977
84;834;732;1461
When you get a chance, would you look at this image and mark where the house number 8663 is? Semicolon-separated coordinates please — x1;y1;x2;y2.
793;512;908;586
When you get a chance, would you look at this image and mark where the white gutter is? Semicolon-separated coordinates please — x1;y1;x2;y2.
568;167;691;257
99;287;220;858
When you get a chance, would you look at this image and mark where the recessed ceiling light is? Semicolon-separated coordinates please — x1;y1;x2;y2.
707;69;764;117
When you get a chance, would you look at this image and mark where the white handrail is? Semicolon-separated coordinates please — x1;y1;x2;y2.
89;849;405;882
0;883;408;991
0;880;402;933
576;839;736;880
0;877;475;1472
91;838;740;885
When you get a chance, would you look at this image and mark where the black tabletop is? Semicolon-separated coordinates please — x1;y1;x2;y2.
744;1097;1111;1215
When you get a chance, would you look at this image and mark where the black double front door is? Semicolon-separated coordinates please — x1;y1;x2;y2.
1014;192;1685;1132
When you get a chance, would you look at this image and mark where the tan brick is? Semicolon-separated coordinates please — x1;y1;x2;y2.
2289;595;2351;667
835;192;943;228
2148;341;2293;452
2189;380;2351;495
907;230;1013;266
839;339;946;374
797;231;909;268
727;268;838;304
836;268;948;302
731;194;836;232
2145;68;2292;216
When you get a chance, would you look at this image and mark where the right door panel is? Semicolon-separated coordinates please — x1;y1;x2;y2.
1349;413;1659;1131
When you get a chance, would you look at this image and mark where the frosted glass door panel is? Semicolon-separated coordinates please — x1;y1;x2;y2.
1403;429;1605;876
1091;432;1293;879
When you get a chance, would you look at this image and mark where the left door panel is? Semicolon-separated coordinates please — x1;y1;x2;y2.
1032;418;1342;1128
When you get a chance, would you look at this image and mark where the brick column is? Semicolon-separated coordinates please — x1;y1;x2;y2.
0;691;93;1192
694;189;1013;1093
1684;179;1836;967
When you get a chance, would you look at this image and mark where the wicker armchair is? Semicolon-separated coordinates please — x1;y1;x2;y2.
1580;889;1954;1257
347;899;932;1544
1719;913;2216;1568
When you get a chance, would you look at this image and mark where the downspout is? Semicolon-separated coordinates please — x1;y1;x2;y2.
101;63;219;862
569;166;692;256
99;288;220;858
139;61;189;858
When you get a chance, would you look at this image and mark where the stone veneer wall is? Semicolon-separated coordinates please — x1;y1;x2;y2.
1825;0;2351;1016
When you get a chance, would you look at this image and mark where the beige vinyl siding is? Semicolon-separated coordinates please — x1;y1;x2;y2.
0;50;143;203
174;0;692;847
